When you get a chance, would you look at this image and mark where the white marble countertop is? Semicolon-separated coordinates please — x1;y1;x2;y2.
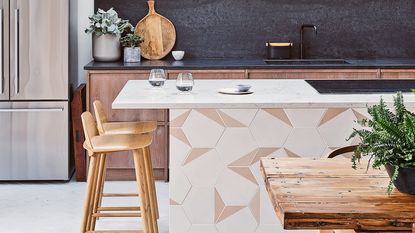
112;79;415;109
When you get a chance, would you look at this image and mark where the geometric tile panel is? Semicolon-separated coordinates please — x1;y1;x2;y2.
170;108;366;233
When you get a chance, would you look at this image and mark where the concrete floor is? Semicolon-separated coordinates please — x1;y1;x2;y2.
0;179;169;233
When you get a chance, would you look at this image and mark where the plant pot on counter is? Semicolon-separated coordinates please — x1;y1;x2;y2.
93;34;121;62
124;47;141;63
385;164;415;195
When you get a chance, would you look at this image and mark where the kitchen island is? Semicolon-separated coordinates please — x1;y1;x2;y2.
113;79;415;233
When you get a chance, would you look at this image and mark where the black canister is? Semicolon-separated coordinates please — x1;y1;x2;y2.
266;42;293;59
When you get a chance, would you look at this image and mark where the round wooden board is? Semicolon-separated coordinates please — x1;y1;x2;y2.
135;1;176;60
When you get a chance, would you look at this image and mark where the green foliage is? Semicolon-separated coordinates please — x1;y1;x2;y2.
120;33;144;48
85;8;133;36
349;92;415;194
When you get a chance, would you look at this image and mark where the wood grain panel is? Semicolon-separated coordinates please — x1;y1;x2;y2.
381;69;415;79
248;69;380;80
261;158;415;231
167;69;247;79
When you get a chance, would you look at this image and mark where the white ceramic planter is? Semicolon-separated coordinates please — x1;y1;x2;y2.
92;34;121;62
124;47;141;63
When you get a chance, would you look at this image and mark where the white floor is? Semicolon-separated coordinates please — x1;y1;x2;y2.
0;178;169;233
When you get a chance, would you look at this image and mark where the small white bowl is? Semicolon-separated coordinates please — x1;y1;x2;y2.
172;51;185;61
236;84;252;92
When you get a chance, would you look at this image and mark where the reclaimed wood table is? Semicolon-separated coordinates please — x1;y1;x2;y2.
260;158;415;232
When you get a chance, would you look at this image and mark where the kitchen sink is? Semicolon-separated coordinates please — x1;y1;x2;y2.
264;59;350;65
306;80;415;94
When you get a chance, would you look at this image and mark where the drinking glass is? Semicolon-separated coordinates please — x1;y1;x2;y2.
148;69;167;87
176;73;194;93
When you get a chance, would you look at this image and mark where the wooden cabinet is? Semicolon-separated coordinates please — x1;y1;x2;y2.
380;69;415;79
247;69;380;79
87;70;169;181
167;69;247;79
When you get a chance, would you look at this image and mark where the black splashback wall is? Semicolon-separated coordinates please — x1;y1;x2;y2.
95;0;415;59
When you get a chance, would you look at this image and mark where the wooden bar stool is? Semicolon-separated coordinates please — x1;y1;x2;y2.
80;112;158;233
93;100;159;221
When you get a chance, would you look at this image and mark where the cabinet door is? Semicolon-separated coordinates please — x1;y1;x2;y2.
0;0;9;100
88;71;168;180
0;103;12;179
248;69;379;80
10;0;68;100
10;102;69;180
380;69;415;79
168;69;246;79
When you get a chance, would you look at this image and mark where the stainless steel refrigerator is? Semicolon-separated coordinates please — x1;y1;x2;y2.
0;0;71;180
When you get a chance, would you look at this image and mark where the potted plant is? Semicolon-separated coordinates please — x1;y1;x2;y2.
120;33;144;63
85;8;133;62
349;92;415;195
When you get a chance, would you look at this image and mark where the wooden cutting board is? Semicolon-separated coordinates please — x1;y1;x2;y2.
135;0;176;60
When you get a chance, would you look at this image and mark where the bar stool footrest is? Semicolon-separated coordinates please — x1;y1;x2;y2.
102;193;139;197
92;212;141;218
97;206;141;211
87;231;144;233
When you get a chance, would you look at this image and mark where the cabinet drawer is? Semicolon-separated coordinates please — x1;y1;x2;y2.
248;69;379;80
88;72;166;122
381;69;415;79
167;69;246;79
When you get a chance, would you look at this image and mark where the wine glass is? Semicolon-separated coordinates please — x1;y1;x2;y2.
148;69;167;87
176;73;194;93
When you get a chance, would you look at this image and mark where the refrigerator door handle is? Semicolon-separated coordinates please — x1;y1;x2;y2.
0;8;3;94
0;108;64;112
14;9;19;96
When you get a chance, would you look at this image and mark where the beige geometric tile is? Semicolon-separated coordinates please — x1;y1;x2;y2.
183;110;225;148
284;128;327;158
171;127;191;147
216;207;258;233
216;128;258;166
318;109;357;148
319;108;349;126
196;109;225;126
188;225;219;233
170;109;191;127
285;109;326;128
169;135;191;168
251;148;280;164
218;109;258;127
217;206;246;223
183;149;225;187
183;148;213;165
248;191;260;224
283;148;302;158
255;225;284;233
259;187;280;225
263;109;292;127
215;189;226;223
228;167;258;185
170;205;191;233
250;109;292;147
170;109;190;122
217;111;246;127
169;168;192;205
215;169;259;206
229;149;258;167
182;187;215;224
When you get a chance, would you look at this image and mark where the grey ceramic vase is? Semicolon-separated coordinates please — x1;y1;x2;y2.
385;164;415;195
124;47;141;63
92;34;121;62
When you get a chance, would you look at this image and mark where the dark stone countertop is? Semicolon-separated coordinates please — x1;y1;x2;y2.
84;58;415;70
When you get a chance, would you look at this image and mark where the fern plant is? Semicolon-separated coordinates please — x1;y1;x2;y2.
349;92;415;194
